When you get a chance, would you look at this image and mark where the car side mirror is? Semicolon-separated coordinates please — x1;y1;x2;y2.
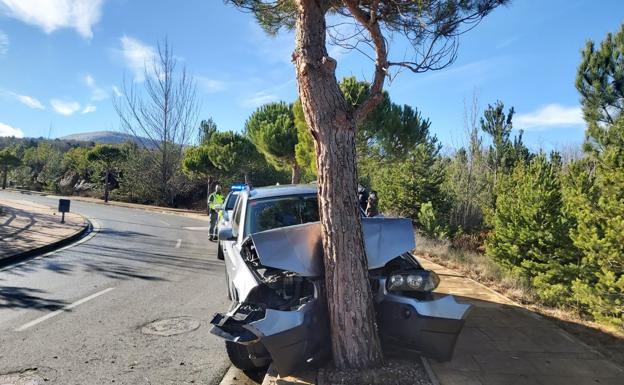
218;227;235;241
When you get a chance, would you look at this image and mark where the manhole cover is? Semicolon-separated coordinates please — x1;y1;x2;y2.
141;316;200;336
0;370;45;385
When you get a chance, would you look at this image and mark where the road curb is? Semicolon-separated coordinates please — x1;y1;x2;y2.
218;366;265;385
0;214;91;268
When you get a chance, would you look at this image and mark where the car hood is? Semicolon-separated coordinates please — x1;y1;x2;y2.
249;217;415;276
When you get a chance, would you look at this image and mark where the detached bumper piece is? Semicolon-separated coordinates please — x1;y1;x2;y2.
377;294;471;362
210;300;329;376
210;303;265;344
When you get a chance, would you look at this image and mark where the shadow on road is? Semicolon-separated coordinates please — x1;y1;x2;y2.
0;286;67;311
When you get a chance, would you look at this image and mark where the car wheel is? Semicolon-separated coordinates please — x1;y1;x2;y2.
217;241;224;260
225;341;269;372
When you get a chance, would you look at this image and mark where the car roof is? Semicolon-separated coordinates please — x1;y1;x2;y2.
246;184;318;200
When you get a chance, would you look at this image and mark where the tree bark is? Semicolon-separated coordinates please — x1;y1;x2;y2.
291;163;301;184
293;0;383;369
1;165;7;189
104;170;110;203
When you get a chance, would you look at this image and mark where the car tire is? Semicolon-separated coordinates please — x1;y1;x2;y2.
217;241;224;260
225;341;269;372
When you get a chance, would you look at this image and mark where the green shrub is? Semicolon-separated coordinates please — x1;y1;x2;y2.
486;154;579;307
417;201;448;239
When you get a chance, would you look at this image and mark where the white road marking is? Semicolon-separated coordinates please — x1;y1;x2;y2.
175;239;182;248
15;287;115;332
559;330;576;343
183;226;209;231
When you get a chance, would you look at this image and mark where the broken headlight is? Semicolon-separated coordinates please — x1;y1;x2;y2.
387;270;440;292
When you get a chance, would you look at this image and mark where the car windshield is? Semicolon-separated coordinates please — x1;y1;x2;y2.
225;192;239;210
245;194;319;235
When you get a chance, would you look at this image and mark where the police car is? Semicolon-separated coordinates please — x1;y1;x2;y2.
215;183;245;260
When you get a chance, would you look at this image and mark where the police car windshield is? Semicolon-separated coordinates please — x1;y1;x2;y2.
245;194;319;235
225;193;239;210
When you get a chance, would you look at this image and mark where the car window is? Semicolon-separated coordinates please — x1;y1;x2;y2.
245;195;319;236
225;192;239;210
232;195;244;237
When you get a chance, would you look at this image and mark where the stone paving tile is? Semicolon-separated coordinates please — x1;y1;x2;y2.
479;373;539;385
471;352;537;375
527;357;624;378
416;257;624;385
535;375;624;385
430;353;481;372
434;370;484;385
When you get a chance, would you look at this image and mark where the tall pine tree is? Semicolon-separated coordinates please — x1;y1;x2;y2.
487;154;578;306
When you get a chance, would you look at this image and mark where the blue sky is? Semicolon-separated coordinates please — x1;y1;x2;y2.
0;0;622;152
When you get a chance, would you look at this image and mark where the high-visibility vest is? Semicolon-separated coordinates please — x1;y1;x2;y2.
208;192;224;211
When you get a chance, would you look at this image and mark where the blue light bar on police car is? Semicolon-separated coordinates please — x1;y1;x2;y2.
231;183;246;191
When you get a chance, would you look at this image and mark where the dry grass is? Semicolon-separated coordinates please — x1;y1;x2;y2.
414;235;536;305
414;233;624;368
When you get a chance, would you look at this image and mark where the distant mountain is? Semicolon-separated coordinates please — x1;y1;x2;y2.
58;131;155;148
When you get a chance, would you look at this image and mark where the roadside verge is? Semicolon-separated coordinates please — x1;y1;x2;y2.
0;198;90;267
5;188;209;221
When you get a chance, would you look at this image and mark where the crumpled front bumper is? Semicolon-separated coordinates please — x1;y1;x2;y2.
376;294;471;361
211;286;470;375
210;296;329;375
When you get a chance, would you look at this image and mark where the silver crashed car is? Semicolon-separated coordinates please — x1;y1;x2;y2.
211;184;471;375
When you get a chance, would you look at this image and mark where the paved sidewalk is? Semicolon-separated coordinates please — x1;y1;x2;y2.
0;198;87;261
417;257;624;385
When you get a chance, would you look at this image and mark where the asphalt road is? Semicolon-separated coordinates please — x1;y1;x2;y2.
0;191;230;384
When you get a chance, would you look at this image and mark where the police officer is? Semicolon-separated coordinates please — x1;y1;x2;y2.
208;185;224;241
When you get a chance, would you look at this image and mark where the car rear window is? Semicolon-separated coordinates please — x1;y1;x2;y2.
225;192;239;210
245;195;319;235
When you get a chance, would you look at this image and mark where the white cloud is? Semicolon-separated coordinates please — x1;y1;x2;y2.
0;121;24;137
112;85;122;97
84;74;95;87
0;30;8;55
50;99;81;116
516;104;584;130
82;104;96;113
0;0;104;39
248;22;294;65
83;73;107;100
243;91;279;108
119;35;156;81
196;76;226;93
13;93;45;109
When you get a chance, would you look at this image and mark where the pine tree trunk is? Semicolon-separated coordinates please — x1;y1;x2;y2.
1;165;7;189
293;0;383;369
104;170;110;203
291;163;301;184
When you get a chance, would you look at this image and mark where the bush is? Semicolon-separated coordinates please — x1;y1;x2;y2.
486;154;579;307
566;117;624;329
417;202;448;239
